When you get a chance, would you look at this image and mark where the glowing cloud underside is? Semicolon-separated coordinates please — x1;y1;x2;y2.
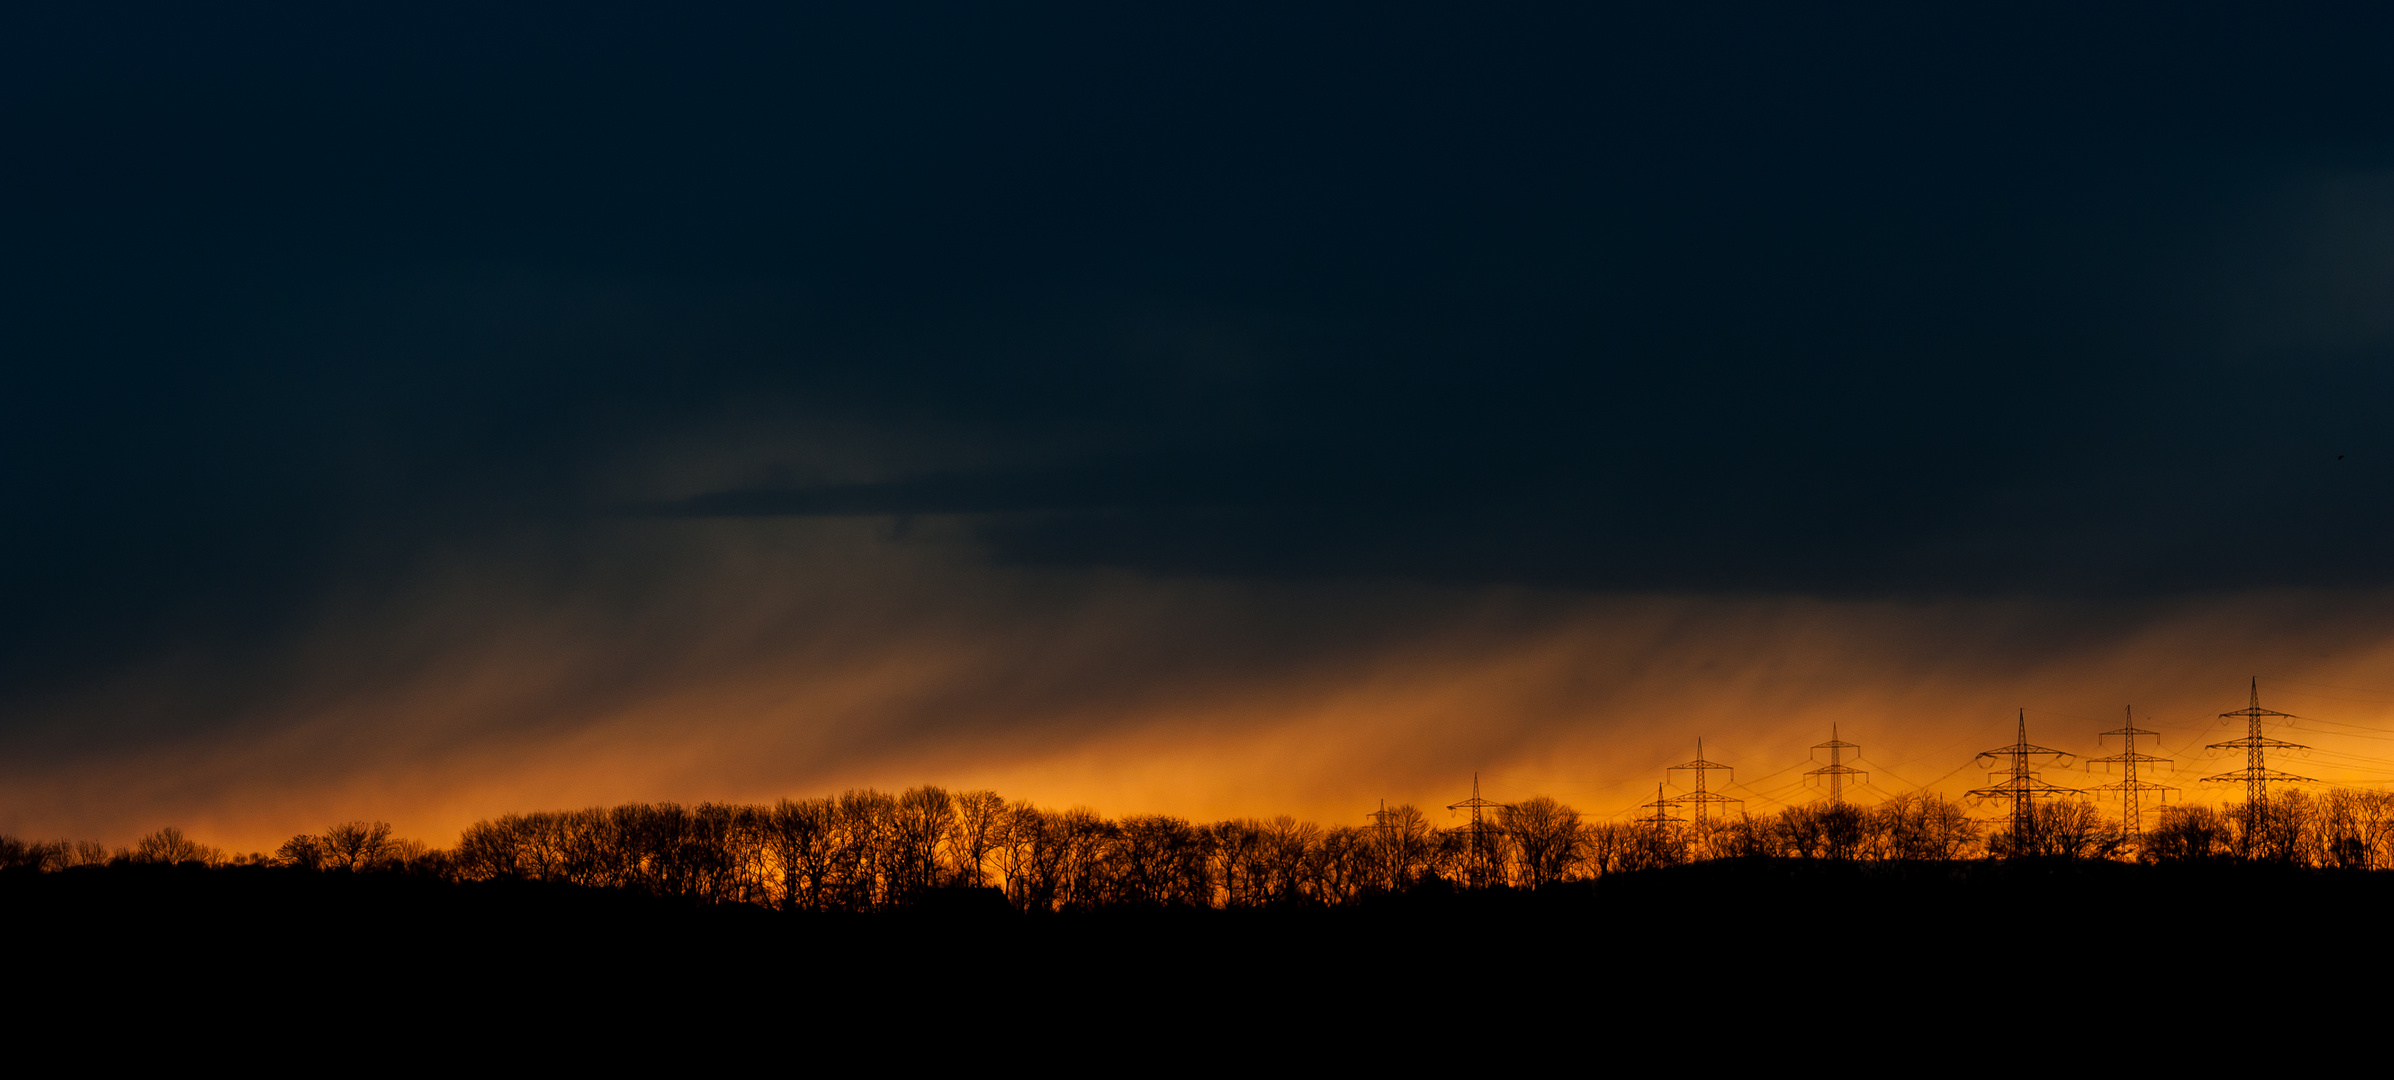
5;518;2391;852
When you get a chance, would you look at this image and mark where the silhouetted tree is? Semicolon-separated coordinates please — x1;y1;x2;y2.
131;826;222;866
1578;821;1654;875
276;833;328;870
1866;794;1981;861
992;801;1051;909
1310;826;1371;904
948;790;1006;888
1259;816;1321;905
1708;814;1777;859
2230;792;2314;864
2317;788;2394;870
832;789;897;910
2147;805;2228;863
3;837;107;870
1110;815;1210;907
766;797;837;910
1991;801;2112;860
1010;803;1070;912
0;836;54;871
892;786;955;900
1775;805;1829;859
1208;819;1264;907
1365;804;1438;893
1052;807;1113;911
319;821;396;871
1499;796;1581;889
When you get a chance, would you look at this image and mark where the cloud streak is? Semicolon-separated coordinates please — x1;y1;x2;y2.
8;514;2393;852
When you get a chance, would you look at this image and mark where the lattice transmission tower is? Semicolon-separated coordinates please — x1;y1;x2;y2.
2088;706;2175;851
1668;738;1743;854
1639;779;1684;850
2200;678;2313;855
1806;726;1866;804
1446;774;1511;888
1968;708;2081;855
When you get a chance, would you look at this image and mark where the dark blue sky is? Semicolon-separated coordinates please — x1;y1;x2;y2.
8;2;2394;706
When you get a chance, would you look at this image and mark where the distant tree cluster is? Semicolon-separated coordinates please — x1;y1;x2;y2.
2144;789;2394;868
0;826;221;871
414;789;2055;908
277;821;440;873
10;786;2394;908
1674;792;1987;863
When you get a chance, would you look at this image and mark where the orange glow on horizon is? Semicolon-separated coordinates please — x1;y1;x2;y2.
6;521;2394;854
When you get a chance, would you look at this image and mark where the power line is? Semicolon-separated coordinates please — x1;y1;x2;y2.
2199;677;2315;855
1967;708;2081;854
2088;705;2175;852
1667;737;1744;821
1445;773;1511;889
1638;780;1684;851
1805;725;1866;805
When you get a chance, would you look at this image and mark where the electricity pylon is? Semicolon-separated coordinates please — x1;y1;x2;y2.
1640;779;1684;837
2200;678;2313;854
1667;738;1743;856
1968;708;2081;855
1806;725;1866;804
2088;706;2174;851
1446;774;1511;889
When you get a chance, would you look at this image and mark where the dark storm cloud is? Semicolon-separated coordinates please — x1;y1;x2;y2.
6;4;2394;718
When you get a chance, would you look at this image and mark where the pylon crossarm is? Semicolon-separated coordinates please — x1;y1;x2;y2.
2207;738;2309;752
1980;747;2071;764
1967;787;2083;801
2199;769;2316;784
1972;775;2079;792
1669;792;1745;806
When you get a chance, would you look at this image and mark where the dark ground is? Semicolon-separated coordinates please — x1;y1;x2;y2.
8;860;2379;1061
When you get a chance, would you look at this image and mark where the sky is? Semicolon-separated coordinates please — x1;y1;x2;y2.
7;4;2394;850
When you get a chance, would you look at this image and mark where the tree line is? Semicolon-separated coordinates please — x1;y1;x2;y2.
8;786;2394;908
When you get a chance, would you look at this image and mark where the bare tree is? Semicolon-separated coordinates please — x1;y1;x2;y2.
1208;820;1264;907
764;797;836;909
2229;791;2313;863
891;786;956;900
131;826;223;866
1866;793;1982;861
1499;796;1582;889
833;789;897;910
947;790;1006;888
1053;807;1113;911
1257;816;1321;906
1111;815;1209;907
2319;788;2394;869
1006;802;1070;912
276;833;328;870
1369;804;1438;893
1310;826;1372;904
319;821;396;871
0;836;51;870
1707;813;1777;859
992;801;1046;909
2147;804;2228;862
